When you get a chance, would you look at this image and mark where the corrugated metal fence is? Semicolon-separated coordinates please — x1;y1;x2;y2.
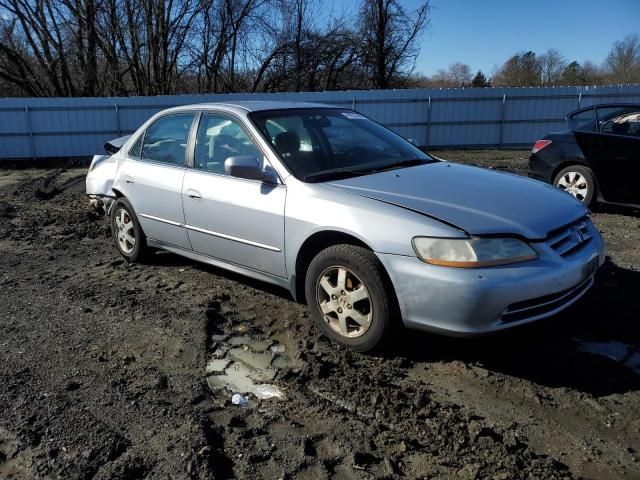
1;84;639;159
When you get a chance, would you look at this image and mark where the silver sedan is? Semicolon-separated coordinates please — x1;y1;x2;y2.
86;102;605;351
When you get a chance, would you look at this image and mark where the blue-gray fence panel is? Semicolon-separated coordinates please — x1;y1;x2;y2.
0;84;639;159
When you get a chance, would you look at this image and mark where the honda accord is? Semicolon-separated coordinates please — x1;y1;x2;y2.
86;102;605;351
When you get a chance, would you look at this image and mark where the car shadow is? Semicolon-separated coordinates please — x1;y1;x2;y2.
593;202;640;218
147;249;639;396
148;249;295;300
384;258;640;397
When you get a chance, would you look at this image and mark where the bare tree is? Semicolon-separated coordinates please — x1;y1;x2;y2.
421;63;471;87
539;48;566;85
358;0;430;89
604;34;640;84
248;0;366;92
0;0;85;96
581;60;602;85
447;62;472;86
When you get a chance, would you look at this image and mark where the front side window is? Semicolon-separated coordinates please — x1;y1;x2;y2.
129;134;143;158
599;108;640;137
250;109;433;182
194;113;264;175
139;113;195;165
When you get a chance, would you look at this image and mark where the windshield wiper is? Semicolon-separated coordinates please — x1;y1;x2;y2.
303;158;435;183
371;158;435;172
303;168;369;183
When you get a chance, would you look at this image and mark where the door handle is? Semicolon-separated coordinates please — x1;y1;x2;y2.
123;175;135;184
185;189;202;200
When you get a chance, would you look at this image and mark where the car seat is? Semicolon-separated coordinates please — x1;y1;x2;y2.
611;122;630;135
274;131;301;158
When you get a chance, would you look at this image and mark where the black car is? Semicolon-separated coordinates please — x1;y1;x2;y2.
528;103;640;207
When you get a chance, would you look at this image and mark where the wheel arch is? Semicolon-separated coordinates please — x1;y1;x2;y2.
105;187;125;216
552;161;601;203
292;230;396;307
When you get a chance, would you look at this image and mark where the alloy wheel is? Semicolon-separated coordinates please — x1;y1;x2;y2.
114;208;136;254
316;266;373;338
556;171;589;201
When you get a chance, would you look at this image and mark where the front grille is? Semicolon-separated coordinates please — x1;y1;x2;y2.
501;277;593;323
545;217;592;257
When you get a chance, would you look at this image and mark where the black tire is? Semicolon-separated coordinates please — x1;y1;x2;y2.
553;165;596;205
110;197;148;263
305;244;396;352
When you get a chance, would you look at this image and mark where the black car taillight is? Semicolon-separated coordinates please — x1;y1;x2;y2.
531;139;552;154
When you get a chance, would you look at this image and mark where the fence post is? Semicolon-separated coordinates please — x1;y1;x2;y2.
115;104;121;136
425;96;432;149
498;94;506;148
24;105;35;160
578;92;582;108
352;98;356;111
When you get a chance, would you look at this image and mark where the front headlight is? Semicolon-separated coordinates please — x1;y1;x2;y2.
412;237;537;268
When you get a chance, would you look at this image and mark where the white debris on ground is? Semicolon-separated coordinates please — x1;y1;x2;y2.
231;393;249;406
574;338;640;375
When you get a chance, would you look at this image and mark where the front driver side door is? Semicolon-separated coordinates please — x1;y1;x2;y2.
182;112;287;277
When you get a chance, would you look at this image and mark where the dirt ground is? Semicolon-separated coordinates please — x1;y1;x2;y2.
0;150;639;480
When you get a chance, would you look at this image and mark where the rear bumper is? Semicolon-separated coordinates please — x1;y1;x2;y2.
528;153;553;183
377;227;605;336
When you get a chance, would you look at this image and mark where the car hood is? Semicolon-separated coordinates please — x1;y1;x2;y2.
326;162;587;239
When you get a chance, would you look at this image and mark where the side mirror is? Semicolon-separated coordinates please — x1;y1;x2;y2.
407;138;418;146
224;156;264;181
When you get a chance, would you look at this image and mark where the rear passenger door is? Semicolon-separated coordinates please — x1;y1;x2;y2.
182;112;286;277
117;112;196;249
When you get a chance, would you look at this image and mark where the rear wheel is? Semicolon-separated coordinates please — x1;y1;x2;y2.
111;197;148;262
554;165;595;205
305;244;395;352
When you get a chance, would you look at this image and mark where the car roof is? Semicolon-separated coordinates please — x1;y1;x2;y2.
567;103;640;118
161;101;338;116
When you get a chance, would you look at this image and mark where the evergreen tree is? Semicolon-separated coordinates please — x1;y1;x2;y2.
471;70;490;87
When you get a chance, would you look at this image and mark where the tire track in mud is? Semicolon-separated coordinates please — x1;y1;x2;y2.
198;292;573;479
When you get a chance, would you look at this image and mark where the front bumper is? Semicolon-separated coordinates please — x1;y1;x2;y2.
377;224;605;336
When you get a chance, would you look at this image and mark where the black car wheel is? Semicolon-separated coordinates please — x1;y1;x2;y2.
554;165;595;205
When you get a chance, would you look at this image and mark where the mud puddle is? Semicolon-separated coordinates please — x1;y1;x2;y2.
206;335;289;401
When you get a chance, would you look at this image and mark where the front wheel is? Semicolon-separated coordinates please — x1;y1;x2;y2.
305;244;395;352
554;165;596;205
110;197;148;262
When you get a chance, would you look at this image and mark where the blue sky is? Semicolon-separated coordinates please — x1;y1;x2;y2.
417;0;640;76
334;0;640;76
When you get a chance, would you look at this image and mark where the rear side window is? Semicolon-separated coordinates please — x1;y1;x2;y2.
140;113;195;165
568;109;596;132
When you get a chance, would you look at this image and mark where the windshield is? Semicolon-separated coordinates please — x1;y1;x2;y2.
249;108;435;182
